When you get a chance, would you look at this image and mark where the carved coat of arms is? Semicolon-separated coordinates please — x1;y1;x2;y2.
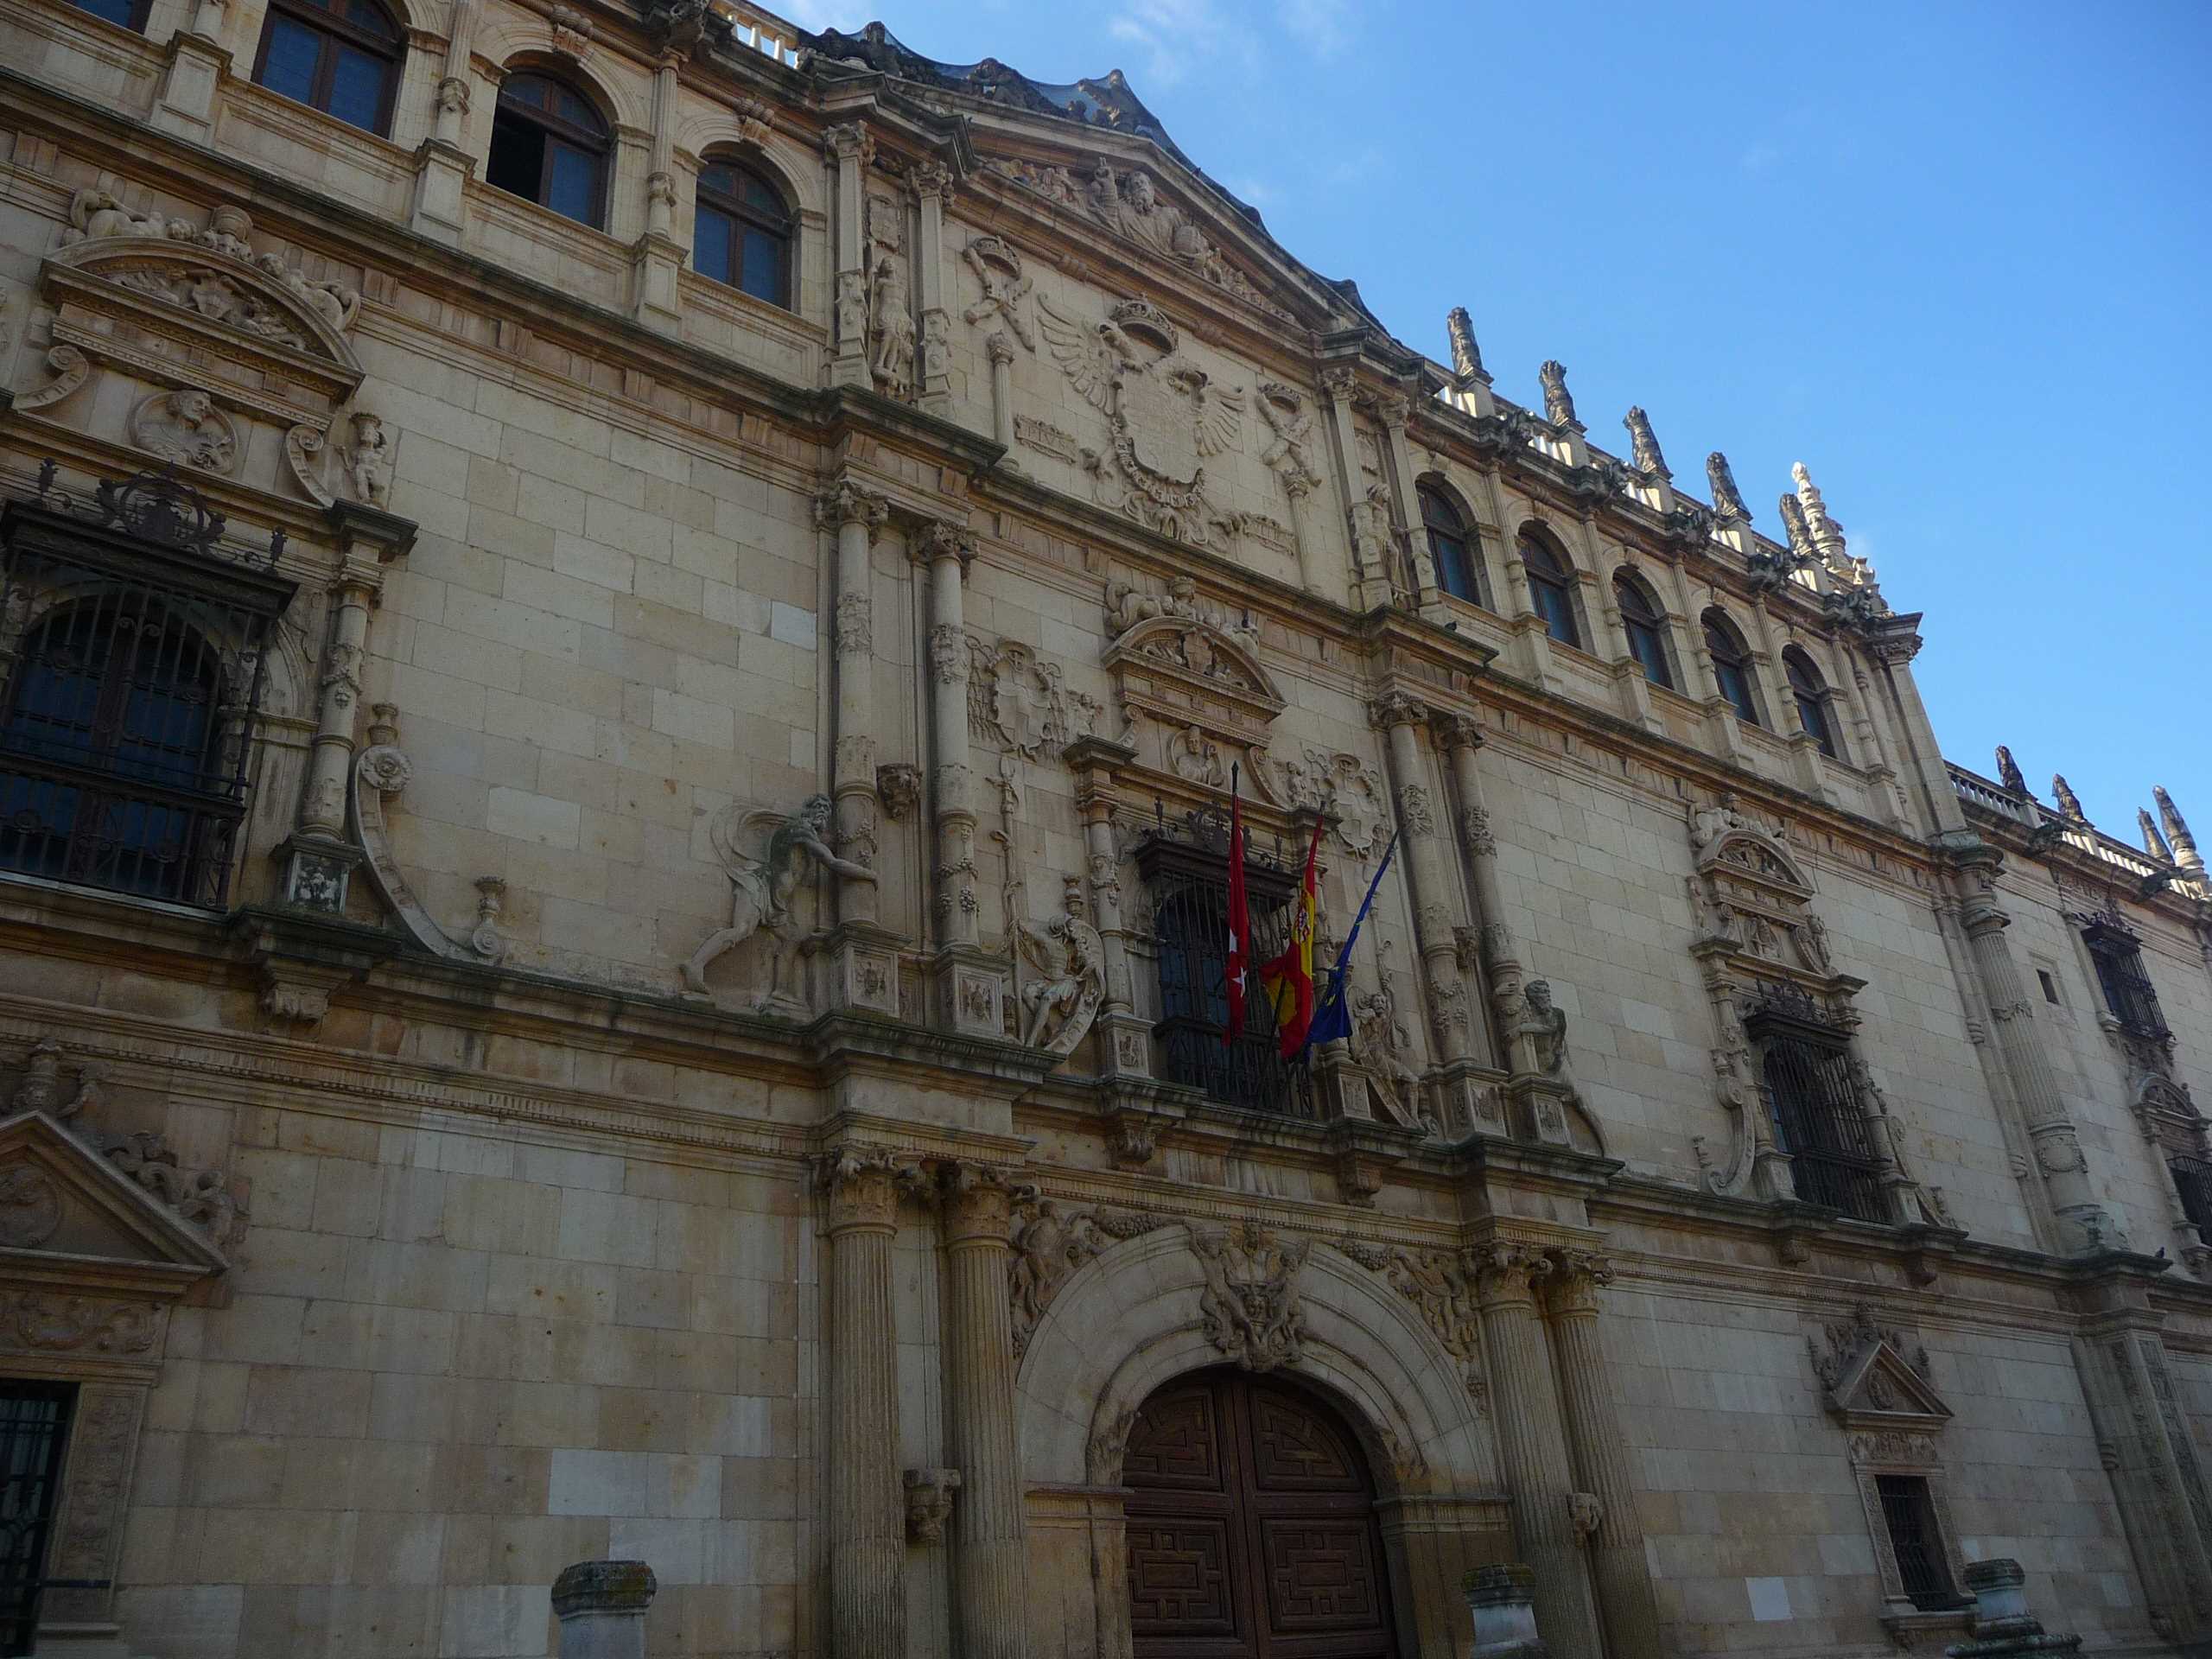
1038;295;1244;546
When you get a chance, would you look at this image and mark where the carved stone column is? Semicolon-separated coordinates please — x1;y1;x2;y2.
1471;1241;1603;1656
916;524;1003;1037
985;333;1016;454
823;1150;910;1659
630;45;687;333
1372;692;1478;1129
910;162;955;413
150;0;232;141
1372;390;1441;613
1066;735;1147;1078
410;0;478;245
1948;838;2114;1249
278;538;386;911
1435;714;1509;1128
940;1164;1027;1659
1541;1251;1662;1659
821;480;890;927
1319;368;1389;610
824;124;874;390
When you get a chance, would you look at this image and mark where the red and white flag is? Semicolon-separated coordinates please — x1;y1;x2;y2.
1224;765;1251;1043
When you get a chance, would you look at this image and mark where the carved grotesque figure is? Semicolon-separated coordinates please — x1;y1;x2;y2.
1706;450;1749;521
1537;360;1578;429
682;794;877;1001
346;411;391;507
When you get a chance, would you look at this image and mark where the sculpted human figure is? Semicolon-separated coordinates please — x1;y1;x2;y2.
682;794;875;1000
346;411;391;507
1013;879;1106;1054
1707;450;1749;520
1510;979;1573;1083
871;257;916;397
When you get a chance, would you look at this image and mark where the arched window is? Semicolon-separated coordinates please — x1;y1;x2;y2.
1614;571;1674;690
67;0;151;31
252;0;404;136
486;72;610;228
1784;647;1839;758
1417;485;1483;607
1520;533;1580;649
694;157;794;308
1702;609;1763;727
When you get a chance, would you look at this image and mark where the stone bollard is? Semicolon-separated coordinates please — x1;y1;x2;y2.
1943;1560;2082;1657
1464;1563;1549;1657
552;1560;658;1659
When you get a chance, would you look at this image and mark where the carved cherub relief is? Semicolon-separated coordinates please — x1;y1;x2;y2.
682;794;875;1007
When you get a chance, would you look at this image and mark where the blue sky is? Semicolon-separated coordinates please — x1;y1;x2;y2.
790;0;2211;845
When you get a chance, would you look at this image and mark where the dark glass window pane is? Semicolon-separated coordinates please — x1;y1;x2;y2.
261;16;321;104
693;204;734;286
544;142;600;225
328;44;387;131
1717;659;1760;726
742;172;784;217
69;0;142;28
740;226;785;304
1626;618;1673;690
1797;692;1836;755
485;116;546;201
342;0;394;35
1532;577;1579;647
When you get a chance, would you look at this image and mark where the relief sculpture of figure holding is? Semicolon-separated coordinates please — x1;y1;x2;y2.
683;794;875;1007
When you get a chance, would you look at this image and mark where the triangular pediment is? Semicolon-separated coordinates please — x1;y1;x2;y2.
0;1110;228;1283
1825;1339;1952;1432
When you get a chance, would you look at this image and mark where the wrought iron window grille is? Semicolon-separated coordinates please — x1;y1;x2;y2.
1875;1474;1966;1611
0;468;297;908
1745;987;1891;1224
1135;820;1315;1119
2171;1154;2212;1247
0;1381;74;1656
2080;916;2170;1042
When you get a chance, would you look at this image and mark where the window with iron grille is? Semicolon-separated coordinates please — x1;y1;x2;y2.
1875;1475;1963;1611
2171;1154;2212;1247
0;477;296;908
1747;988;1891;1223
1137;830;1313;1119
0;1381;74;1657
2082;918;2169;1041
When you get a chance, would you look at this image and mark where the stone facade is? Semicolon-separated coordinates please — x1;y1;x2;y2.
0;3;2207;1656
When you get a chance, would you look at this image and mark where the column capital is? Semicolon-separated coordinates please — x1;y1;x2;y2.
1541;1249;1614;1317
818;1146;925;1233
938;1160;1022;1243
1369;689;1428;731
908;519;977;572
906;157;956;204
815;478;890;534
986;331;1016;366
1432;709;1484;753
822;121;873;166
1319;365;1359;404
1471;1239;1554;1306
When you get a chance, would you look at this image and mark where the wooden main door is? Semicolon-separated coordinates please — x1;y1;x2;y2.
1123;1369;1395;1659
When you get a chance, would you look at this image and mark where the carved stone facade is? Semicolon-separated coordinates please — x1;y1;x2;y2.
0;3;2206;1656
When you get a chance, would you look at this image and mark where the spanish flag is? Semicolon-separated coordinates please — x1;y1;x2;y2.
1259;816;1325;1060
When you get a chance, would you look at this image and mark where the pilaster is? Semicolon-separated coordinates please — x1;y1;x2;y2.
825;123;874;390
1372;691;1475;1127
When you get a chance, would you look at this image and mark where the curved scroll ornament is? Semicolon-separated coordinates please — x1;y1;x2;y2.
284;424;334;506
350;706;503;963
14;346;92;411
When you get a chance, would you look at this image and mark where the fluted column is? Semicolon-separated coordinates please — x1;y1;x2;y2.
1373;692;1471;1073
940;1165;1027;1659
1542;1250;1662;1659
917;523;979;948
819;480;890;926
823;1150;909;1659
1471;1241;1603;1656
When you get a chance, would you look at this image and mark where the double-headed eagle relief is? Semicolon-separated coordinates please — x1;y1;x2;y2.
1038;294;1245;548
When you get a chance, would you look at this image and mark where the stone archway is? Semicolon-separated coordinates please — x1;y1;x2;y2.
1015;1223;1510;1659
1124;1366;1396;1658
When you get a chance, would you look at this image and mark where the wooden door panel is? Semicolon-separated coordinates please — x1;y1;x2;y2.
1256;1516;1389;1629
1127;1516;1245;1638
1126;1370;1395;1659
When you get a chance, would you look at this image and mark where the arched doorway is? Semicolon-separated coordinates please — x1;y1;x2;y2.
1122;1367;1396;1657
